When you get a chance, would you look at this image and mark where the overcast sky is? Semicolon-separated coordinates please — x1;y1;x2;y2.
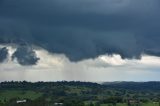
0;0;160;81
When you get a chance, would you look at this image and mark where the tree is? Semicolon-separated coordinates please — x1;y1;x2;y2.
95;102;100;106
89;102;94;106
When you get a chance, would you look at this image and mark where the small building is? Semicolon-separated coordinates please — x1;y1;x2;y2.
129;100;137;104
16;100;27;104
54;102;63;106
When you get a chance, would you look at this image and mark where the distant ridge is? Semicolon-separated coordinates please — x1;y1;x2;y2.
102;81;160;91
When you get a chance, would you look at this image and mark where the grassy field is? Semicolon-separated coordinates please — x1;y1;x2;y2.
0;90;42;102
100;103;159;106
101;104;127;106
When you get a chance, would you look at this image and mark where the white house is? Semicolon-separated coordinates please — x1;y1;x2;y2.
54;102;63;106
16;100;27;104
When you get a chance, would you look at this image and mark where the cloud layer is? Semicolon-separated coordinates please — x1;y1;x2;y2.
0;0;160;62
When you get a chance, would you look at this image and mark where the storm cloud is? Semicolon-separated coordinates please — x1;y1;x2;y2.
12;45;39;65
0;0;160;61
0;47;8;62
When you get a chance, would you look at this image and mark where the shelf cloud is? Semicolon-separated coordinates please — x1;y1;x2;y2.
0;0;160;62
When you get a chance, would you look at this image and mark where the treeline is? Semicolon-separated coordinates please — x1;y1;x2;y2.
1;81;160;91
0;81;100;90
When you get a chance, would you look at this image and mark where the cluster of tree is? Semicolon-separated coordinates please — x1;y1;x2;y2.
0;81;100;90
102;96;123;104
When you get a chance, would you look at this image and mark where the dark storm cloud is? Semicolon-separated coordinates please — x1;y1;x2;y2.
0;47;8;63
12;45;40;66
0;0;160;61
